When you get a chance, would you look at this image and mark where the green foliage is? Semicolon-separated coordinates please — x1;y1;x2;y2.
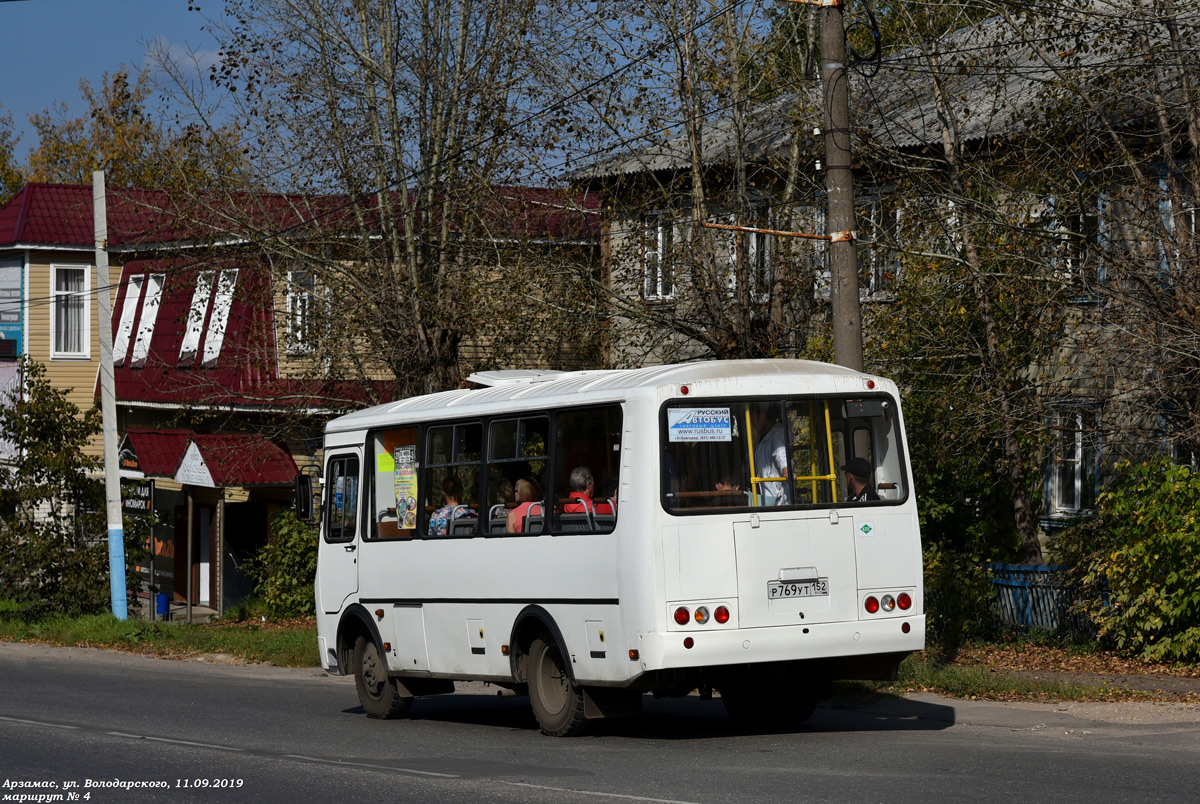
922;542;998;659
244;507;318;619
1054;459;1200;664
0;360;142;617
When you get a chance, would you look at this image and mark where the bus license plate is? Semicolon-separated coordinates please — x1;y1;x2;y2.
768;579;829;599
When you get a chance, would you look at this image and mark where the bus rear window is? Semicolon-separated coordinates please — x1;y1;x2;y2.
661;396;906;512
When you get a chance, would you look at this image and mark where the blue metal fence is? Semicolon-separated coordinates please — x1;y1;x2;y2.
987;563;1087;632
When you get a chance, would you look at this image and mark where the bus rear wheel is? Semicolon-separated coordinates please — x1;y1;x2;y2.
528;637;590;736
353;635;412;719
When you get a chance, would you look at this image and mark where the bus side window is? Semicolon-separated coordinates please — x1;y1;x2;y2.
551;404;622;533
368;428;419;539
326;455;360;542
425;422;482;538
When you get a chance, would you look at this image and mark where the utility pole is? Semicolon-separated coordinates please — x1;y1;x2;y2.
820;0;863;370
93;171;127;620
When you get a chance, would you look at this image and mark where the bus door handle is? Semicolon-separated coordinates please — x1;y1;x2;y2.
344;544;357;553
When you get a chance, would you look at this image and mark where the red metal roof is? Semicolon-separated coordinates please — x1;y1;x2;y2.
188;433;298;486
122;428;193;477
0;183;599;249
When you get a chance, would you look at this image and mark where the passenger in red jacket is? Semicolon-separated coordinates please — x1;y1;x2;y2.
561;466;614;516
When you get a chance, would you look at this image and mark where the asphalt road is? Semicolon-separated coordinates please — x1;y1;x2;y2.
2;641;1199;804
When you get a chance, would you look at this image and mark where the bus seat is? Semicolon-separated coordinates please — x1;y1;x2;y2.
593;499;616;532
524;502;545;534
488;503;509;534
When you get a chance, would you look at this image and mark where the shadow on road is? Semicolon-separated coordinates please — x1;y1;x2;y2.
343;690;955;739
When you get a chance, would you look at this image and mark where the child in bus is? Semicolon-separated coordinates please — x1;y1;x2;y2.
506;475;543;533
428;475;473;537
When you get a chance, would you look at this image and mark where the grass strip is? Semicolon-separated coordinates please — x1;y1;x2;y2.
0;613;319;668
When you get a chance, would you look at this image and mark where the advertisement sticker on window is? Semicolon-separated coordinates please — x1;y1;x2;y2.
667;408;733;442
394;445;418;529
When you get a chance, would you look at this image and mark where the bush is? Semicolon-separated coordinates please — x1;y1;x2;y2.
1054;459;1200;664
244;507;318;618
923;542;998;660
0;360;142;617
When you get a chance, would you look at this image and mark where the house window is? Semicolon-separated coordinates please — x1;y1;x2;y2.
286;268;317;354
51;265;90;359
1050;192;1108;292
112;275;143;367
202;270;237;367
858;199;901;295
127;273;165;369
643;211;675;301
179;271;215;366
1047;406;1099;515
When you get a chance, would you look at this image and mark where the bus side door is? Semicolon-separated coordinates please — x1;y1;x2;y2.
319;450;363;614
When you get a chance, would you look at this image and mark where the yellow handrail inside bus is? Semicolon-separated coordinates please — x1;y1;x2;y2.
785;401;839;503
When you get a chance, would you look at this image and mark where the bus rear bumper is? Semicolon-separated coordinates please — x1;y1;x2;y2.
636;616;925;674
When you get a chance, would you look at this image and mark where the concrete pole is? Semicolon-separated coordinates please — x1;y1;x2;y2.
93;171;127;620
820;2;864;371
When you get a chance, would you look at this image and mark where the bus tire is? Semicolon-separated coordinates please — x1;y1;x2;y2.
719;686;816;730
353;635;412;719
528;636;590;736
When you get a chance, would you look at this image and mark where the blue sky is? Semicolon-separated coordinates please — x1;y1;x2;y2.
0;0;223;158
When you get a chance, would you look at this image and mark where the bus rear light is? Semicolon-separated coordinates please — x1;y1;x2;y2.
902;622;911;634
898;593;912;610
864;596;880;614
881;595;896;612
629;650;639;661
683;637;694;649
714;606;730;624
694;606;710;624
680;385;690;395
674;607;691;625
501;644;510;655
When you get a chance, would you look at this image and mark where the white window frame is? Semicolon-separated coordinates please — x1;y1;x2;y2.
202;269;238;367
643;211;675;301
859;200;902;296
112;275;144;367
1048;407;1099;516
179;271;215;366
50;264;90;360
286;268;318;355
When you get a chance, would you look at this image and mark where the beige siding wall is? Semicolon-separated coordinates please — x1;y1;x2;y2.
26;250;116;459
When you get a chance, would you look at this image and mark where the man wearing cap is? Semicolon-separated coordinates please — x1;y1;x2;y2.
843;457;879;502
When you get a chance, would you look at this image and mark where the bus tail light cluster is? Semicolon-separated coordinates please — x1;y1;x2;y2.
672;604;731;627
863;591;913;615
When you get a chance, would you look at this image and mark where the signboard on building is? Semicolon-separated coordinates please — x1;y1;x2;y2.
121;478;154;516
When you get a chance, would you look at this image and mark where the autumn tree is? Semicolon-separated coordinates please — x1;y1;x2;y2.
0;107;23;205
159;0;609;399
24;67;243;192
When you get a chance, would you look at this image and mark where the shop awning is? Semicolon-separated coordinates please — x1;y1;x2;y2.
120;429;194;478
174;433;299;488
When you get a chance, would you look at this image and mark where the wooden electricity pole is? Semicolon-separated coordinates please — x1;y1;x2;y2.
819;0;863;370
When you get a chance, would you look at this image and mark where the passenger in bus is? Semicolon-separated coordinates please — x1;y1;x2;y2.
751;403;791;505
715;475;742;493
560;466;614;516
428;475;473;537
506;476;543;533
842;457;880;502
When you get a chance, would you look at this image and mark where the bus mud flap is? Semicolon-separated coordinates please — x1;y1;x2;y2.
583;687;643;720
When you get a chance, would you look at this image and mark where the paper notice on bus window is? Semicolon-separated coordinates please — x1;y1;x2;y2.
668;408;733;442
394;446;418;529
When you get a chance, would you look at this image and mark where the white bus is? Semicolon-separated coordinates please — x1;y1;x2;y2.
301;360;924;735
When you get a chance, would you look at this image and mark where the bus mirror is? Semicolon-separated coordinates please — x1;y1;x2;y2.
295;474;314;521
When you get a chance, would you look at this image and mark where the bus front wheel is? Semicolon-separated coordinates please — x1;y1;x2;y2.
528;637;590;736
353;635;412;719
